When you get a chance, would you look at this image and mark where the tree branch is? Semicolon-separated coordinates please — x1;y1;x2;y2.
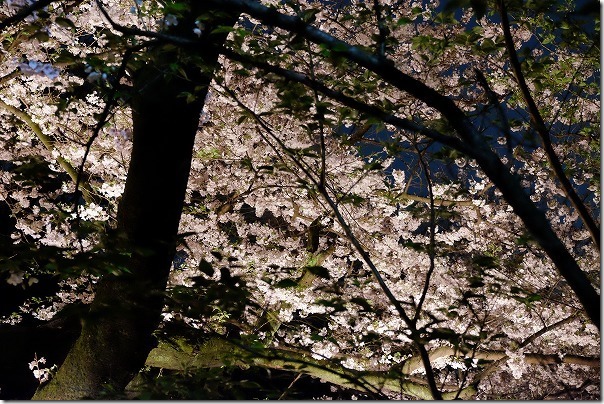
0;99;95;204
142;336;599;399
210;0;600;329
474;68;513;152
221;84;445;399
143;337;476;400
0;0;58;31
221;48;469;154
372;0;388;57
497;0;600;250
415;345;600;368
473;313;584;381
412;143;436;321
94;0;196;46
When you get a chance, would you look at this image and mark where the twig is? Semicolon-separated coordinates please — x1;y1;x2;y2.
472;313;582;381
220;84;444;400
474;68;512;152
210;0;600;329
278;373;302;400
305;40;326;190
220;48;470;155
72;41;149;233
0;0;57;31
95;0;195;46
412;142;436;322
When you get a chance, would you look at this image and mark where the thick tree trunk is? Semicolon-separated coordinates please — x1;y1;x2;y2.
33;7;238;399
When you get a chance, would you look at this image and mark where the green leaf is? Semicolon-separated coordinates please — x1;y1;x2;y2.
510;286;523;294
30;31;50;42
315;298;346;311
434;10;457;24
338;193;365;205
399;239;425;251
330;42;349;53
304;266;330;279
468;276;485;288
299;8;319;22
275;278;298;288
55;17;76;31
211;26;235;34
256;165;273;172
350;297;372;311
473;254;498;268
430;327;460;343
364;161;383;170
164;1;189;14
198;259;214;277
238;380;262;389
54;51;78;65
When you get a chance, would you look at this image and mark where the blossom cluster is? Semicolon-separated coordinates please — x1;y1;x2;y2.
0;0;599;399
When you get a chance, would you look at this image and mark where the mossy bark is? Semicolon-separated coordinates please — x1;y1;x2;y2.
140;337;599;399
33;7;238;399
141;337;478;400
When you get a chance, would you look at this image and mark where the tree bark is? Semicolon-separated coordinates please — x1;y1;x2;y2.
33;7;238;399
139;337;599;399
140;337;478;400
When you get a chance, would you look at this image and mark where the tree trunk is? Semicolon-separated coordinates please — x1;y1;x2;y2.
33;7;238;399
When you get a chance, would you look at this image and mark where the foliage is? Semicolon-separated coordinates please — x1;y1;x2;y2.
0;0;599;400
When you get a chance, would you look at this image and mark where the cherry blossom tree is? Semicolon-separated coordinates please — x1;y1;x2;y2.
0;0;599;400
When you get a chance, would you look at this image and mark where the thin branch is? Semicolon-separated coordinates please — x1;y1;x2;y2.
0;99;94;203
412;143;436;321
221;48;469;154
221;84;443;400
372;0;388;56
546;43;595;132
305;40;326;190
94;0;194;45
539;379;594;400
206;0;474;138
0;0;58;31
211;1;600;330
474;68;512;152
278;373;302;400
0;69;19;86
345;122;372;144
498;0;600;250
473;313;583;381
73;42;148;221
393;192;476;207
